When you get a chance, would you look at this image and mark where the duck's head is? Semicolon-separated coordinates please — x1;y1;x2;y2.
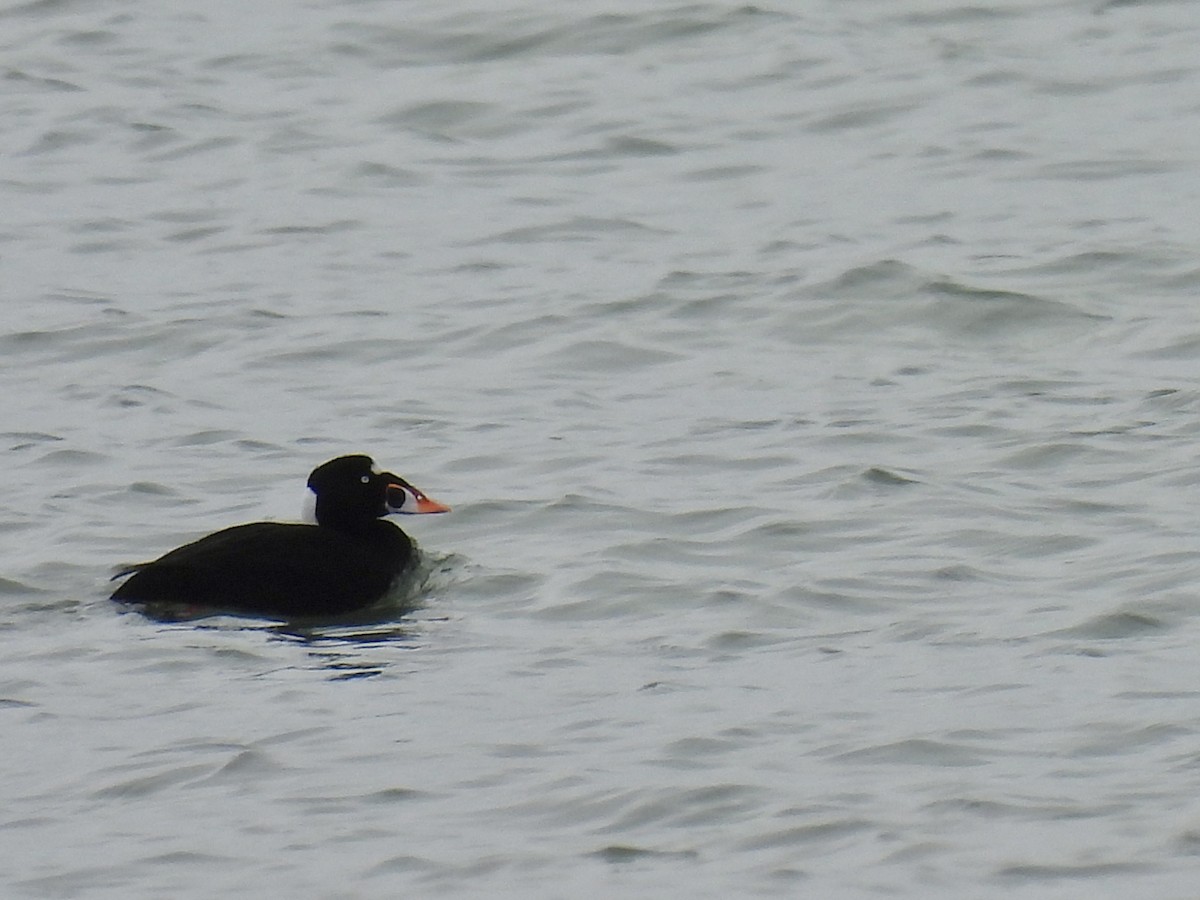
303;454;450;529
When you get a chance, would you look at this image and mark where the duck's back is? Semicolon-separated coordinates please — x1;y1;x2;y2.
111;521;414;617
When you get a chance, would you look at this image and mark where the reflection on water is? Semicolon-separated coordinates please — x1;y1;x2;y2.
271;623;428;681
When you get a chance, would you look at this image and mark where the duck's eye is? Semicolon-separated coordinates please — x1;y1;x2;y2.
360;475;371;484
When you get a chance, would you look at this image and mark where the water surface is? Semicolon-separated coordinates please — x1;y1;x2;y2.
5;1;1200;897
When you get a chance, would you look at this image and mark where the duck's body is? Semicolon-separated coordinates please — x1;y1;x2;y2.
111;455;449;619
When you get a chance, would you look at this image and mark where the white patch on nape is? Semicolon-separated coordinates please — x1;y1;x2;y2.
300;487;319;525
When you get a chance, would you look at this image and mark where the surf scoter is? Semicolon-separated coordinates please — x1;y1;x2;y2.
111;454;449;618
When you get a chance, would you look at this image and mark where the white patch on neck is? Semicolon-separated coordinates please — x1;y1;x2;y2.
301;487;319;525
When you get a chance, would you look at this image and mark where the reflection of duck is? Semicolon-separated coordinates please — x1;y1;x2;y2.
111;455;449;618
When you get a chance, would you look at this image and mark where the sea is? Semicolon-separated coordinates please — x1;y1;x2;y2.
4;1;1200;897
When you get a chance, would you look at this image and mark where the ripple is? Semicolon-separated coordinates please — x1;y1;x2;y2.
832;739;987;767
590;844;699;863
738;819;873;850
997;861;1151;881
1051;611;1169;640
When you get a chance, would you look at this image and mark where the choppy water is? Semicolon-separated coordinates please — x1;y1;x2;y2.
6;1;1200;896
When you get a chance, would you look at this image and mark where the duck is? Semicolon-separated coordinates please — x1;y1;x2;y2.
111;454;449;618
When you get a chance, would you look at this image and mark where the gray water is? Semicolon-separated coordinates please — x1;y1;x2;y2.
5;0;1200;896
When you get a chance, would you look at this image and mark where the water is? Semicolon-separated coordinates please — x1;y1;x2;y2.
5;0;1200;896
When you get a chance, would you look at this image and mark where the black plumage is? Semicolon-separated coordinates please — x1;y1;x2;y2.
111;455;449;618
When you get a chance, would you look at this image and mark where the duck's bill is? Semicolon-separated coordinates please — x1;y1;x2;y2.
411;493;451;514
385;481;451;515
